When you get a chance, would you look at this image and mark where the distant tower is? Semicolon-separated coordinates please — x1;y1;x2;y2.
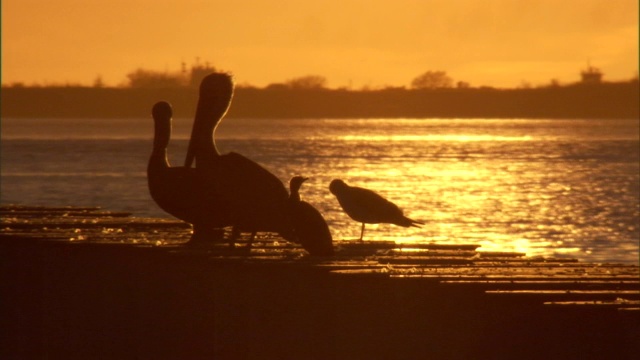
580;63;603;84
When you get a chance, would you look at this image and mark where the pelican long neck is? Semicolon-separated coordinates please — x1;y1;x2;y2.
152;120;170;160
151;102;172;166
185;74;234;167
185;96;221;166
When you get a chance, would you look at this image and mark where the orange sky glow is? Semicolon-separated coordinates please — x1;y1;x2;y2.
2;0;638;88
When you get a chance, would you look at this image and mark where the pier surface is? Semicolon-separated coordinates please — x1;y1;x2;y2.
1;205;638;359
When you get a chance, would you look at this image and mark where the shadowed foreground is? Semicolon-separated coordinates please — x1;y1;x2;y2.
1;205;638;359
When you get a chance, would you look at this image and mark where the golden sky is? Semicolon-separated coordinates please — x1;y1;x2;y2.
2;0;638;88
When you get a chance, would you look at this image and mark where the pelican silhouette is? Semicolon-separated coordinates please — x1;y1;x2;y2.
184;73;294;246
147;101;229;243
329;179;423;241
288;176;334;256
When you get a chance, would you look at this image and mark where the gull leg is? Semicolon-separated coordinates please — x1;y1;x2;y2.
359;223;365;242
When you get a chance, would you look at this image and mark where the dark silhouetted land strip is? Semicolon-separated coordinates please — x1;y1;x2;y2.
2;81;638;119
1;205;638;359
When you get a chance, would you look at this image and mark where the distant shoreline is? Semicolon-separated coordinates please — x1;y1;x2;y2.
2;82;638;119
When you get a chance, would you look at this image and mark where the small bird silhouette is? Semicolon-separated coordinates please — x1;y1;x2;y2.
288;176;334;256
329;179;423;241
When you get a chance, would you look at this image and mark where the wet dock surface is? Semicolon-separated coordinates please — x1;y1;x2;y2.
1;205;639;359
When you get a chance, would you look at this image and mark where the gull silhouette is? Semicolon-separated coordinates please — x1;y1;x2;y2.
329;179;423;241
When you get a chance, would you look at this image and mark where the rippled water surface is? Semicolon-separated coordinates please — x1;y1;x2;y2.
2;118;638;263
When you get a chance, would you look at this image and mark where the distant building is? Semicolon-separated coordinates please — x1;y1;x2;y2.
580;65;603;84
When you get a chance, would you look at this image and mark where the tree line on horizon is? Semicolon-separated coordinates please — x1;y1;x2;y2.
4;60;638;91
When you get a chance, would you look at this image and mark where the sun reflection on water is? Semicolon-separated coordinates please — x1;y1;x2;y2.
2;118;637;263
289;123;639;263
339;134;533;142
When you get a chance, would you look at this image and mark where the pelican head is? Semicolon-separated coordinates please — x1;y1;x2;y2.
199;72;235;103
152;101;172;120
185;72;236;167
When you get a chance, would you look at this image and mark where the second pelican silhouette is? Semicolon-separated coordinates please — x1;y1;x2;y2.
147;101;229;243
185;73;294;245
329;179;423;241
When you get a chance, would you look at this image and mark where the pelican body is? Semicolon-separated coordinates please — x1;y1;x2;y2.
288;176;334;256
185;73;295;245
147;101;229;242
329;179;423;241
